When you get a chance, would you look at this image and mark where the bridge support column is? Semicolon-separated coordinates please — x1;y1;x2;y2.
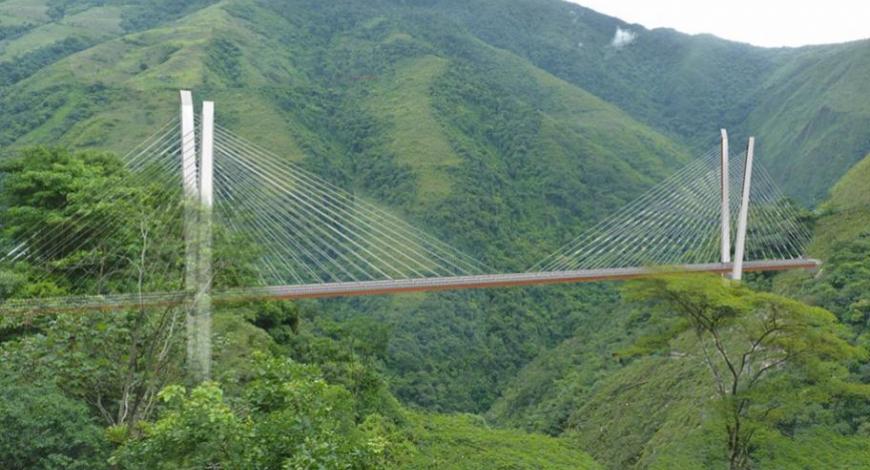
191;100;214;382
179;90;205;382
720;129;731;265
731;137;755;281
180;90;214;383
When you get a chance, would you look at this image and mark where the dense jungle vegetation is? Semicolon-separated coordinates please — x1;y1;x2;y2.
0;0;868;468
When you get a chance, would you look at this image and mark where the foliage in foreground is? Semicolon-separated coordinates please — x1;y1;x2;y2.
111;353;390;469
0;382;109;470
625;274;868;469
0;146;601;469
109;349;603;469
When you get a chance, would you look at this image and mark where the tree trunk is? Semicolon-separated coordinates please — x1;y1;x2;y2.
727;413;750;470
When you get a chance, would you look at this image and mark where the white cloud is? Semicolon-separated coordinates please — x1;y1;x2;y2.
611;27;636;48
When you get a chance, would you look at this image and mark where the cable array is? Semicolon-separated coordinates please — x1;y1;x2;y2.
0;114;813;314
0;116;489;312
0;119;190;303
210;122;489;285
532;146;811;272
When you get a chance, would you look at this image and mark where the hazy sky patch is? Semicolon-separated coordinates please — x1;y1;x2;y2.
570;0;870;47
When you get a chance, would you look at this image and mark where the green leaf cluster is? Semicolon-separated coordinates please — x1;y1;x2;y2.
111;353;393;469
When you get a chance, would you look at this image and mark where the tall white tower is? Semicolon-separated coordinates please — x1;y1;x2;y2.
179;90;214;382
731;137;755;281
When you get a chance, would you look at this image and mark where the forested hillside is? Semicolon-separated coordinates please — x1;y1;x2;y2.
490;154;870;468
422;0;870;203
1;0;869;468
0;0;695;413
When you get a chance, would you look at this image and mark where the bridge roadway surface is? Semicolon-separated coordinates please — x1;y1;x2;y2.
234;258;819;300
1;258;819;314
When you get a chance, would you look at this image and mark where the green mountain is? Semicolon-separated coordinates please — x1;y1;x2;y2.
421;0;870;203
1;1;869;468
5;0;870;204
488;153;870;469
745;44;870;204
0;0;694;412
807;152;870;258
777;152;870;339
1;0;868;413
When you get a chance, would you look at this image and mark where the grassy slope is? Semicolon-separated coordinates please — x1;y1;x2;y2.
808;153;870;258
367;54;459;200
564;347;718;469
405;412;601;469
485;290;629;435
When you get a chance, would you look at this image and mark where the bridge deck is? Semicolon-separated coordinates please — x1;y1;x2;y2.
1;259;819;314
227;259;819;301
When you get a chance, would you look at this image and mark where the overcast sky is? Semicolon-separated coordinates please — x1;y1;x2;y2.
569;0;870;47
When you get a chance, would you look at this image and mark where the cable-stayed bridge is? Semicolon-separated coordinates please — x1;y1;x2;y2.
0;91;818;378
0;91;818;311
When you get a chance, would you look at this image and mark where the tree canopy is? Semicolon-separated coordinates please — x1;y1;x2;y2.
625;274;869;469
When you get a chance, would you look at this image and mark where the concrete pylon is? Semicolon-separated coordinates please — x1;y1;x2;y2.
720;129;731;265
192;100;214;382
180;90;201;381
179;90;213;383
731;137;755;281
